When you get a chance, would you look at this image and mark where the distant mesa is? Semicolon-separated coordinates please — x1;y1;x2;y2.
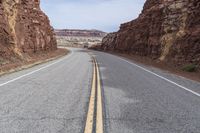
55;29;107;38
55;29;107;48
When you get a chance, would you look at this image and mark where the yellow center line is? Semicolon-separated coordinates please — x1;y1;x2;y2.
84;62;96;133
84;57;104;133
95;60;104;133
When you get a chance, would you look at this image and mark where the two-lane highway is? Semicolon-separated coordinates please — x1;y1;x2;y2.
0;48;200;133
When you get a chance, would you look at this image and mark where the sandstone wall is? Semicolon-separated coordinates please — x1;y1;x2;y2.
0;0;57;61
102;0;200;67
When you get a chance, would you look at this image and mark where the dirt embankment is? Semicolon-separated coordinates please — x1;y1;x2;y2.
0;48;68;76
115;52;200;82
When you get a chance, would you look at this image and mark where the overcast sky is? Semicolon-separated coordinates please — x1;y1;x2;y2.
41;0;146;32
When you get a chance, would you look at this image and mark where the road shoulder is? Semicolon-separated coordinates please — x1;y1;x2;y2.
94;50;200;83
0;48;69;77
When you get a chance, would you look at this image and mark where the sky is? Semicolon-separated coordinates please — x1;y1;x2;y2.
41;0;146;32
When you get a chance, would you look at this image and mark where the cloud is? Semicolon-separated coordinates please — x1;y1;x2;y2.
41;0;145;32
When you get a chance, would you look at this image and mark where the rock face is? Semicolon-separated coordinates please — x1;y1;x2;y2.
102;0;200;67
55;29;107;38
0;0;57;62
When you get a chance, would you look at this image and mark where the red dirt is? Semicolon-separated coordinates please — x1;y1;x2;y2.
0;48;69;76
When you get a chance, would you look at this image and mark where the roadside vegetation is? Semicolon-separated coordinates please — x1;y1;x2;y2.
182;64;198;72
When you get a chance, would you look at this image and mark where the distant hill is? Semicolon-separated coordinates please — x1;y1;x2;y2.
55;29;107;37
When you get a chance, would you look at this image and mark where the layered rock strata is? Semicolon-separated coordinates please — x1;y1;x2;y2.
0;0;57;63
102;0;200;67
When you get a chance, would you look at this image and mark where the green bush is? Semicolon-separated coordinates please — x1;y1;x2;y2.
0;59;3;64
182;64;198;72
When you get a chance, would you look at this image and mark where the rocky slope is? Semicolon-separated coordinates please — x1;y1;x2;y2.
101;0;200;68
55;29;107;37
0;0;57;64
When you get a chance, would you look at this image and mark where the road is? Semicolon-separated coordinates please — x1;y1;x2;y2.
0;48;200;133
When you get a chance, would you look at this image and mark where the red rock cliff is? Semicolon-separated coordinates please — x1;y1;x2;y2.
102;0;200;67
0;0;57;61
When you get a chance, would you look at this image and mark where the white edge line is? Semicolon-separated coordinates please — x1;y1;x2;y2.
91;50;200;97
0;51;73;87
118;57;200;97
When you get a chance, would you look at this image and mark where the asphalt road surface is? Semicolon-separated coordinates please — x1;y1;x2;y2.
0;48;200;133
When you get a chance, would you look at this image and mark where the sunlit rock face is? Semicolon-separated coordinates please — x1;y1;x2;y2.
101;0;200;67
0;0;57;61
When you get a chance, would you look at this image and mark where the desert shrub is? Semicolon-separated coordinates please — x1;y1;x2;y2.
182;64;198;72
0;59;4;64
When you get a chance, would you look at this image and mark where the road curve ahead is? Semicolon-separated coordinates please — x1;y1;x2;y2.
0;48;200;133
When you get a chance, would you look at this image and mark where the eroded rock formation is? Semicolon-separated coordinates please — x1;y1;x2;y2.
0;0;57;62
102;0;200;67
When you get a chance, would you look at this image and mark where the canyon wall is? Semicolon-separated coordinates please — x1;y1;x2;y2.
0;0;57;62
101;0;200;67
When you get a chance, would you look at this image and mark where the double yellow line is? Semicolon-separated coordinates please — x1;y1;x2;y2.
84;57;104;133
